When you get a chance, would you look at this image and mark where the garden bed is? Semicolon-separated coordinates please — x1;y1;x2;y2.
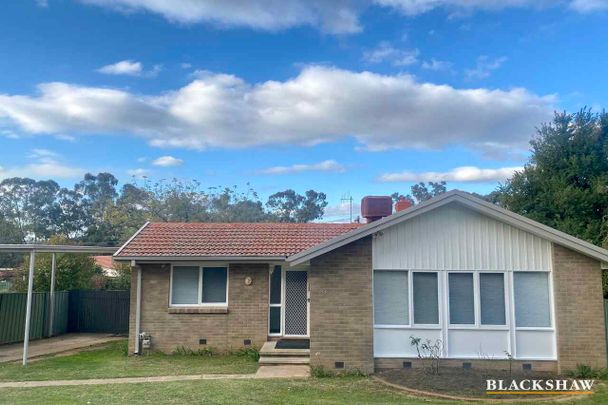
376;367;580;400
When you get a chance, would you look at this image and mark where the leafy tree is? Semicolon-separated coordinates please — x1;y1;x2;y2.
266;189;328;222
11;236;102;292
392;181;447;205
0;216;24;268
496;110;608;247
0;178;60;240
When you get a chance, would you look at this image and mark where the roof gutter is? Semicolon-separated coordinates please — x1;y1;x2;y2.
114;255;288;262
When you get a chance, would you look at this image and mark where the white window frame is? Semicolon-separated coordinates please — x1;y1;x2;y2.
512;270;555;332
446;271;509;331
169;263;229;307
373;269;442;330
268;264;283;336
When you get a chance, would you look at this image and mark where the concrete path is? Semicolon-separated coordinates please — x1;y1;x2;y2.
0;367;310;389
255;365;310;378
0;333;124;363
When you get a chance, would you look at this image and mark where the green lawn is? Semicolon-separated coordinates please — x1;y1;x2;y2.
0;340;258;381
0;378;606;405
0;340;607;404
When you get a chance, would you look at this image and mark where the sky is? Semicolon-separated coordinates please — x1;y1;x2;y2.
0;0;607;222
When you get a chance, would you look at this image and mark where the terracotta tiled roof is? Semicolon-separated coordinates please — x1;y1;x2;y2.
115;222;361;258
93;255;116;269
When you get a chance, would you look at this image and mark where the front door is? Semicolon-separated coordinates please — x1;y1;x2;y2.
284;270;309;336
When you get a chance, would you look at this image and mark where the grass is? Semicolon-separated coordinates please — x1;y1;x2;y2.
0;378;606;405
0;341;607;404
0;340;258;382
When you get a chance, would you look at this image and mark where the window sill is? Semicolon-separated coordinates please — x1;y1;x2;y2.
168;307;228;314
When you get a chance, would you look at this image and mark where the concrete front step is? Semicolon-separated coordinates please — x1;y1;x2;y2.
258;356;310;365
259;341;310;357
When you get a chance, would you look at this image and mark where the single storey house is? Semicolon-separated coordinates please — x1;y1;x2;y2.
114;190;608;373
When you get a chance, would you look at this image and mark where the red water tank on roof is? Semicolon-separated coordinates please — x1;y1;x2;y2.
361;196;393;223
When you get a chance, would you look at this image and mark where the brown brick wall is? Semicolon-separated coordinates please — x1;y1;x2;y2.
553;244;607;372
128;263;269;354
375;358;558;373
309;236;374;374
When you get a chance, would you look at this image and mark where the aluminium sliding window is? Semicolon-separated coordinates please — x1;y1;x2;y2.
171;266;228;306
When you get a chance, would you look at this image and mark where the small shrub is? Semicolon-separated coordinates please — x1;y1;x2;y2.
232;347;260;361
172;345;215;357
311;366;334;378
410;335;442;375
568;364;601;379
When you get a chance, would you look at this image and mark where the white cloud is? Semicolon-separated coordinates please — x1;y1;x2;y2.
374;0;558;16
126;168;149;178
379;166;523;183
260;160;345;175
0;149;85;180
78;1;606;35
97;60;162;77
570;0;608;12
363;42;419;66
97;60;142;76
0;66;555;156
465;56;507;80
80;0;363;34
421;59;453;72
152;155;184;167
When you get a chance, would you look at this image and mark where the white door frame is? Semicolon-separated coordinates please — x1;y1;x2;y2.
267;264;310;338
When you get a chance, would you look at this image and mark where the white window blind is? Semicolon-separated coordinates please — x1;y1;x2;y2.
449;273;474;325
413;272;439;324
374;270;409;325
171;266;199;305
514;272;551;327
480;273;506;325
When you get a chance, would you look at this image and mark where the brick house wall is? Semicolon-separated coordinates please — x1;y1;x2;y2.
128;263;269;354
552;244;607;372
309;236;374;374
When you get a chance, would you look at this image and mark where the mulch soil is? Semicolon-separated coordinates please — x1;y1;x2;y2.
376;367;572;399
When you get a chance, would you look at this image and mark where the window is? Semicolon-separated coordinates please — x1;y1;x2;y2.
449;273;475;325
480;273;506;325
171;266;228;306
269;266;282;334
374;270;409;325
514;272;551;327
413;272;439;324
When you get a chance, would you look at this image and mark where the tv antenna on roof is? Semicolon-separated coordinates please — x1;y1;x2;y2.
340;193;354;223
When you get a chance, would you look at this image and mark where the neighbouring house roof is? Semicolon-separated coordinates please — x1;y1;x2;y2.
93;255;115;269
114;222;361;260
287;190;608;266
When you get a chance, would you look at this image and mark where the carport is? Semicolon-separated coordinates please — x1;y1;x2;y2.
0;244;117;365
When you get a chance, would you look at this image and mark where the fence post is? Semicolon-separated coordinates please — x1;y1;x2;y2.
48;253;56;336
22;250;36;366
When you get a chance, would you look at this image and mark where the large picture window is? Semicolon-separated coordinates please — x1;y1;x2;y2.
171;266;228;306
514;272;551;327
374;270;409;325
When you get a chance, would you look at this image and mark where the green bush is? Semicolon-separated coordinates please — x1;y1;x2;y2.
568;364;603;379
231;347;260;361
172;345;215;357
311;366;334;378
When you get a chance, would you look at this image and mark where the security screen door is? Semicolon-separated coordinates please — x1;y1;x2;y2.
284;270;309;336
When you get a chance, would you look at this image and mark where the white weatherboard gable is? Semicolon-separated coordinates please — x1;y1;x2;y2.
373;203;552;271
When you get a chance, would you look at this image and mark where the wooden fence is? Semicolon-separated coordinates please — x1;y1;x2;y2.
68;290;130;333
0;290;128;345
